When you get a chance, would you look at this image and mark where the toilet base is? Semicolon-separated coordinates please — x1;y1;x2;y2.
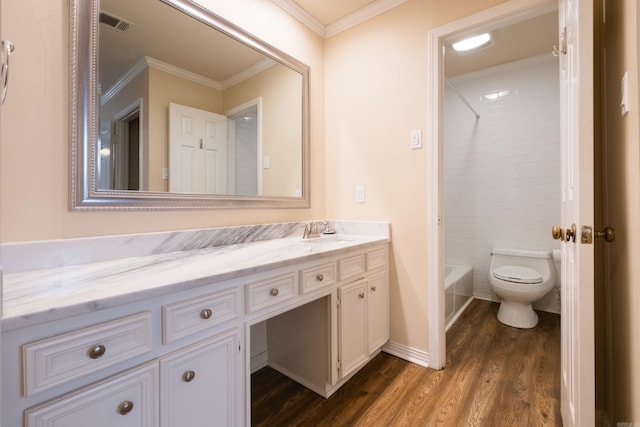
497;299;539;328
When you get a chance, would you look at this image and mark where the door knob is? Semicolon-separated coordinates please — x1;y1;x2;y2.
552;224;576;242
551;225;564;241
581;225;616;243
595;227;615;242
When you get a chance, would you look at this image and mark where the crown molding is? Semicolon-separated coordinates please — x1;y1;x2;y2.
325;0;409;38
271;0;326;37
272;0;409;39
101;56;276;105
220;58;276;90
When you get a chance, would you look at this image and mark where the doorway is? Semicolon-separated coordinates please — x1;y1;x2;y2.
426;0;558;369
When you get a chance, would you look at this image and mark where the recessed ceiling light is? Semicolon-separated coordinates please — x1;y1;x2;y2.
452;33;492;53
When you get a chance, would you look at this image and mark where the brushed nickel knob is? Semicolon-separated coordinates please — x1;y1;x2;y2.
118;400;134;415
88;344;106;359
200;308;212;320
316;274;324;281
270;288;279;296
183;370;196;383
358;292;365;299
371;286;377;292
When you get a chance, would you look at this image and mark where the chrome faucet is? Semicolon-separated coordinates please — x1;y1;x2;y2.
302;221;326;239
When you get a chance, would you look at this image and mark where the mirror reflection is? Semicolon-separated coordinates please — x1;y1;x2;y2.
97;0;303;197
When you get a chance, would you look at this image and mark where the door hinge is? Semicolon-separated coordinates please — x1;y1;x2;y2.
238;341;242;353
337;359;341;372
337;296;340;308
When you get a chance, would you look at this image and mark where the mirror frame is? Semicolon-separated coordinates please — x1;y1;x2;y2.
70;0;310;210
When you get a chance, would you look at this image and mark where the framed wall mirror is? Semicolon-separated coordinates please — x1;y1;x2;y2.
70;0;310;209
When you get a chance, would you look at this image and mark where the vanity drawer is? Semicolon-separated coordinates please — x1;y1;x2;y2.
24;361;158;427
366;247;387;271
300;261;337;293
162;287;239;344
246;271;298;313
23;311;153;397
339;254;365;280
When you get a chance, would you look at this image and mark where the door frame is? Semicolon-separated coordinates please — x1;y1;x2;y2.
426;0;557;369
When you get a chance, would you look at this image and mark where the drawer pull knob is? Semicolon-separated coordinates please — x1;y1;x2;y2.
316;274;324;281
270;288;279;296
118;400;134;415
371;286;377;292
183;370;196;383
88;344;106;359
359;292;365;299
200;308;213;320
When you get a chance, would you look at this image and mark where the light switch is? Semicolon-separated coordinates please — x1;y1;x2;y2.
162;168;169;180
410;130;422;149
263;156;270;169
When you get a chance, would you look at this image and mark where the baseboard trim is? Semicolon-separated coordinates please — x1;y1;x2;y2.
382;340;431;368
250;351;268;374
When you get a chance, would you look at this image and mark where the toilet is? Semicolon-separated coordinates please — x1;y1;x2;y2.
488;248;555;328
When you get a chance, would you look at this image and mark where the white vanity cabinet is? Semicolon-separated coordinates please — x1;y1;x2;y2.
159;329;239;427
338;278;369;378
3;284;244;427
338;247;389;379
2;236;389;427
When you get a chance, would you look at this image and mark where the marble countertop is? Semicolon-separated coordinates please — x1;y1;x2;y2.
2;233;388;331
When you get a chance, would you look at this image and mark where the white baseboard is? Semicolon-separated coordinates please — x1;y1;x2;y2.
250;351;268;374
382;340;430;368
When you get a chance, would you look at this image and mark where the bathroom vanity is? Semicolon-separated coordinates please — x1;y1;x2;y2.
0;222;390;426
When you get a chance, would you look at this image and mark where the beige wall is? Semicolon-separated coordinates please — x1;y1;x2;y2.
603;0;640;422
324;0;506;352
0;0;325;242
223;63;303;197
148;68;223;192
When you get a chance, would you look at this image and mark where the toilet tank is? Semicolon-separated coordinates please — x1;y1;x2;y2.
490;247;555;282
491;248;552;259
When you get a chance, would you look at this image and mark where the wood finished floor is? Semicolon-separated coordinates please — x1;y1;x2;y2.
251;299;561;426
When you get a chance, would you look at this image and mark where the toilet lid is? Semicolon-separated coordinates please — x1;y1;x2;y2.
492;266;543;284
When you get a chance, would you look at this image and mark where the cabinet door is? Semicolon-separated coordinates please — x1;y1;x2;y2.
338;280;368;378
24;361;159;427
160;329;238;427
367;271;389;354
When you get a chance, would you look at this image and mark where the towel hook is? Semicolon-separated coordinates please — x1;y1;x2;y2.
1;40;15;105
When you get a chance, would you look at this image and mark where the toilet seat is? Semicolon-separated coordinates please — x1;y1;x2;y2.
492;266;543;284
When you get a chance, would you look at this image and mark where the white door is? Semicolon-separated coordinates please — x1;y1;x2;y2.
557;0;595;425
169;103;227;194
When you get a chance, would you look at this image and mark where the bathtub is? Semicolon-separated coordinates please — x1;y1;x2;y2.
445;264;474;331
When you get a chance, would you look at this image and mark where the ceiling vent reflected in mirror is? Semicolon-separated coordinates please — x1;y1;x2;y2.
99;11;135;32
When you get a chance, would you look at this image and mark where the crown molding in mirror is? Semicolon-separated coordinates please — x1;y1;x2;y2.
70;0;310;210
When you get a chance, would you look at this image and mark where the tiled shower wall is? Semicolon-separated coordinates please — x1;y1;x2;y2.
443;54;561;313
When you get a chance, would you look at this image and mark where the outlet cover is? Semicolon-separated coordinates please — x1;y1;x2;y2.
410;130;422;149
355;186;365;203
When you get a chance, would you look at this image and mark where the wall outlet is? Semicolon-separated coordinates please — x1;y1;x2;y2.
162;167;169;179
355;185;365;203
410;129;422;149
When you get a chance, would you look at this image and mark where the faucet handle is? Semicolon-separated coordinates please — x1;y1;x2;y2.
303;224;310;239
